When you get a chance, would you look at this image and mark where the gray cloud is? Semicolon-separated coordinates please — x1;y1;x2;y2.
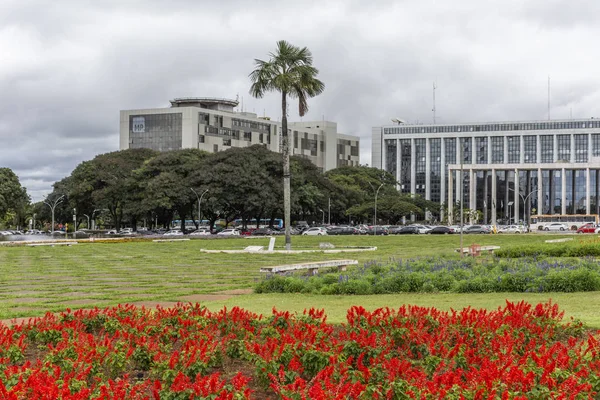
2;0;600;200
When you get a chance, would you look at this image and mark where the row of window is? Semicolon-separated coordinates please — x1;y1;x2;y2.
385;134;600;165
383;120;600;135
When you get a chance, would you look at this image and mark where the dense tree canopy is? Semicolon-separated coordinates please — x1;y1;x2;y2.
0;168;30;228
39;146;443;230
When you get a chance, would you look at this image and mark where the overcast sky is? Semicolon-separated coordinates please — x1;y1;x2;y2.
3;0;600;201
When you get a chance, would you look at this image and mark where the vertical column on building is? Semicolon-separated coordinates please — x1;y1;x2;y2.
586;168;591;214
588;133;593;161
425;138;431;200
447;167;453;225
469;169;476;224
491;169;497;226
381;134;386;171
561;168;567;214
487;136;492;166
549;170;554;214
514;169;520;224
471;137;476;167
553;135;558;162
503;136;508;164
504;171;510;221
457;170;462;218
395;139;400;191
483;171;488;224
410;138;416;195
440;138;446;217
537;168;543;216
536;135;541;163
519;135;524;164
570;134;575;163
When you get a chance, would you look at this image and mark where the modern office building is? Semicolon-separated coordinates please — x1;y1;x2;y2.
372;118;600;224
120;97;359;172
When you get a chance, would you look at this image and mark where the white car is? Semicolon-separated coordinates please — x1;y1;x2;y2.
163;229;183;236
217;229;240;236
302;227;328;236
543;223;569;232
190;229;212;236
498;225;525;234
409;224;431;234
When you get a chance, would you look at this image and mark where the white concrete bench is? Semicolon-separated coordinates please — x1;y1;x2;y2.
260;259;358;275
26;242;78;247
544;238;573;243
455;245;500;253
152;239;190;242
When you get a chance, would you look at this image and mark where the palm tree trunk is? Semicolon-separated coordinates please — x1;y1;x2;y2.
281;91;292;250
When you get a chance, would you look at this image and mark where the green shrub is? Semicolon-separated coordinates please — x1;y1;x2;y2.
254;257;600;295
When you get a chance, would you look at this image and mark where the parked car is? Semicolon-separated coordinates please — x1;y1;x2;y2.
163;229;183;236
464;225;491;234
302;227;328;236
392;226;419;235
543;222;569;232
498;225;526;234
251;228;276;236
190;229;212;236
409;224;432;234
217;229;240;236
428;226;455;234
328;226;361;235
365;226;389;235
577;224;597;234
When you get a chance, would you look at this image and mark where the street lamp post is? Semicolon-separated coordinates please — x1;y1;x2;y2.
328;197;331;225
91;209;102;230
43;195;64;234
508;187;537;229
508;201;514;224
33;213;36;230
374;183;384;235
190;188;209;227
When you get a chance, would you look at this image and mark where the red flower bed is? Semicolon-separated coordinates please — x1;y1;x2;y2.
0;301;598;399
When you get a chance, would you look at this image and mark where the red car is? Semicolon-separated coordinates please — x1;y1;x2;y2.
576;223;597;234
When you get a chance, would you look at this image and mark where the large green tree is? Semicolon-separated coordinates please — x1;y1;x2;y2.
250;40;325;249
195;145;282;229
0;168;30;228
62;149;158;230
135;149;208;232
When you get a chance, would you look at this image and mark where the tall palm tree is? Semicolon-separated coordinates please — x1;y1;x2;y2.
249;40;325;249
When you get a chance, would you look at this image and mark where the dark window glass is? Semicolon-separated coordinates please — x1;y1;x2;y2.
523;135;536;163
540;135;553;162
475;137;487;164
575;134;588;163
385;139;397;175
129;113;183;151
507;136;520;163
491;137;503;163
557;134;570;161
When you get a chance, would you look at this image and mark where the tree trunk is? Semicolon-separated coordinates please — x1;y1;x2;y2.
281;91;292;249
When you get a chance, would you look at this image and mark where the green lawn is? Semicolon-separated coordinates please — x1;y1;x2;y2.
1;234;599;327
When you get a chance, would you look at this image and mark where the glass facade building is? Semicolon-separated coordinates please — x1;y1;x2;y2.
372;118;600;224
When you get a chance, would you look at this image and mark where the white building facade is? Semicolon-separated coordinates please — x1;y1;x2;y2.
120;98;359;172
372;119;600;224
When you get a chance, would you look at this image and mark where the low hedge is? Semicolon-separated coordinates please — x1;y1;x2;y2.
255;257;600;294
495;240;600;258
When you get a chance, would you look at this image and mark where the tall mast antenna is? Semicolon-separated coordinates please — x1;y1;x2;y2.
547;76;550;120
432;82;437;124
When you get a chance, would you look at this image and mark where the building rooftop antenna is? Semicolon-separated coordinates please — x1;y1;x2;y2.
432;81;437;124
547;76;550;121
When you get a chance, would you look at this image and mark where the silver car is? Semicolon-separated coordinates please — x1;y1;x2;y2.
543;223;569;232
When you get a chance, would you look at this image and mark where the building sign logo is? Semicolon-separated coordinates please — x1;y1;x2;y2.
132;117;145;133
